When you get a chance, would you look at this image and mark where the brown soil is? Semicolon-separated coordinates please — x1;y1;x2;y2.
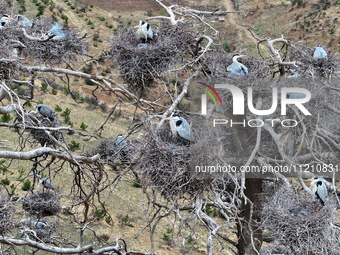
80;0;170;12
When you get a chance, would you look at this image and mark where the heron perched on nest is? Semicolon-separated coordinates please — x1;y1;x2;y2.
135;20;153;43
46;22;68;40
14;14;33;27
165;113;196;144
227;54;248;76
38;177;55;191
0;14;15;27
313;46;327;59
309;177;327;207
36;104;55;121
115;134;127;148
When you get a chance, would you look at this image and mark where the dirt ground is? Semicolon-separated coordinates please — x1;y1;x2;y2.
80;0;170;12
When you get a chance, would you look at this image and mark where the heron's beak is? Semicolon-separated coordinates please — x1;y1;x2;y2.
164;117;171;120
9;17;16;21
134;25;140;28
239;55;247;58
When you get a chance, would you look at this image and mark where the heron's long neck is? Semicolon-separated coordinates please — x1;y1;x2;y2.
232;56;239;63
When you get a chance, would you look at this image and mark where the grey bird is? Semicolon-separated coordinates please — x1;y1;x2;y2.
165;113;196;143
31;221;48;229
39;177;55;190
313;46;327;59
115;134;127;148
309;177;327;206
227;54;248;76
14;14;34;27
289;208;307;217
135;20;153;43
36;104;55;121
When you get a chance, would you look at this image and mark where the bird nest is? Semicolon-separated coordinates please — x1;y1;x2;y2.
138;116;225;199
33;220;57;243
0;189;14;235
262;186;340;254
111;23;195;92
290;43;339;77
26;111;63;147
93;138;140;167
23;191;61;217
202;50;271;78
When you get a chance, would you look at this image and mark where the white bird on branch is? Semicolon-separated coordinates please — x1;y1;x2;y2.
135;20;153;43
227;54;248;76
38;176;55;191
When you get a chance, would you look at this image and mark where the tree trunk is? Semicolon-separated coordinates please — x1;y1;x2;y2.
236;177;263;255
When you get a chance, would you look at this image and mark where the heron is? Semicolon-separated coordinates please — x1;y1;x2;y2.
0;14;15;27
36;104;55;121
46;22;68;40
38;177;55;190
309;177;327;207
31;221;48;229
289;208;307;217
165;113;196;143
227;54;248;76
115;134;127;148
313;45;327;59
135;20;153;43
14;14;33;27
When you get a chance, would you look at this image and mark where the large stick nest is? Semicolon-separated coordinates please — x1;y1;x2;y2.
23;191;61;217
262;186;340;254
0;189;14;235
138;115;227;199
290;43;339;77
93;138;141;167
26;111;63;147
0;17;87;66
111;23;196;92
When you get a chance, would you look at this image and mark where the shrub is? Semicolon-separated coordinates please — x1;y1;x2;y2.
80;122;88;130
1;179;10;185
21;179;31;191
0;114;12;123
68;140;80;151
41;82;48;90
54;105;62;112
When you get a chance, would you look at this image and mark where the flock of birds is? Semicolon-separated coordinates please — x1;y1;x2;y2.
0;13;68;40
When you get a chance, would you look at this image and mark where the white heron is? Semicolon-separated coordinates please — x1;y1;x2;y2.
309;177;327;207
135;20;153;43
165;113;196;143
313;46;327;59
36;104;55;121
227;54;248;76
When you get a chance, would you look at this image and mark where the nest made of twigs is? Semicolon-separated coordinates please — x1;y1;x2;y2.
27;111;63;147
111;23;195;92
139;115;229;199
0;189;14;235
93;138;140;167
290;43;339;77
262;186;340;254
33;220;57;242
23;191;61;217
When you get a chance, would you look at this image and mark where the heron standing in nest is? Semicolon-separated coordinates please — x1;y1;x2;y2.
227;54;248;76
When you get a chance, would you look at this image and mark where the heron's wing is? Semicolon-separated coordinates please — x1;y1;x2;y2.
177;117;195;142
147;26;153;39
313;47;327;59
49;22;68;40
227;63;247;76
115;137;127;147
317;183;327;203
